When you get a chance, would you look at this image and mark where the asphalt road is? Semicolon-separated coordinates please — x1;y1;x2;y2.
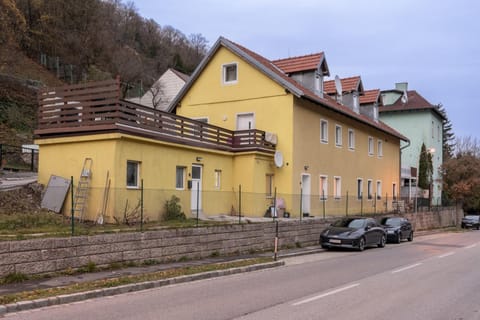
5;231;480;320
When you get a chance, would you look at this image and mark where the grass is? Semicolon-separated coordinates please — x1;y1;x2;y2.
0;212;230;240
0;257;272;305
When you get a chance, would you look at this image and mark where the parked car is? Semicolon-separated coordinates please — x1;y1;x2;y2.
461;215;480;229
319;217;386;251
380;217;413;243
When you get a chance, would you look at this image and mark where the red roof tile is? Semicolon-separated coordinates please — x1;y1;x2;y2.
272;53;324;74
379;90;445;119
360;89;380;105
324;76;362;94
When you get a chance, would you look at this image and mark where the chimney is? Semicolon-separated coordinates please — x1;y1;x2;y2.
395;82;408;92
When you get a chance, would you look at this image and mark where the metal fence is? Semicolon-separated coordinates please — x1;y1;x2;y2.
0;144;38;172
56;182;430;224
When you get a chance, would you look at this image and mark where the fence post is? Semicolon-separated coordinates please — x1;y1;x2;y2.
361;192;363;216
374;193;377;215
385;193;388;213
71;176;74;236
140;179;144;232
322;190;326;220
30;149;35;171
0;144;2;169
196;181;200;227
346;191;349;217
238;184;242;224
300;183;303;221
273;187;277;221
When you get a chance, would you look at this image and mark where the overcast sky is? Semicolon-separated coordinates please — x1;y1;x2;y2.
133;0;479;139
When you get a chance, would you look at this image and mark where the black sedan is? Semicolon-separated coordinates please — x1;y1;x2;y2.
380;217;413;243
461;215;480;229
319;217;386;251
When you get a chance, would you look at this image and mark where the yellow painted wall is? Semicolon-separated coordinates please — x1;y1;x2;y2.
291;98;400;216
36;133;275;221
177;46;295;197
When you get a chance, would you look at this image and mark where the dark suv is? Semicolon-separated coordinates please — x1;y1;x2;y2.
461;215;480;230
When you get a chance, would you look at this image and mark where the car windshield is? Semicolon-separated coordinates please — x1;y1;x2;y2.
332;218;366;229
464;215;479;221
381;217;402;226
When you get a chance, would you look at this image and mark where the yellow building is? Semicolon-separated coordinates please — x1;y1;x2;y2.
170;37;408;217
35;38;407;222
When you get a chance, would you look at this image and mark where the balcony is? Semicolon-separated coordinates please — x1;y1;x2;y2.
35;79;275;154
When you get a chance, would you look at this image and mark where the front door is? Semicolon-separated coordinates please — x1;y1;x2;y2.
191;165;202;211
301;174;311;216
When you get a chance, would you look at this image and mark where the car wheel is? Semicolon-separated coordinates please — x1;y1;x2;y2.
396;232;402;244
358;237;365;251
461;224;465;229
408;231;413;242
477;225;479;230
378;234;386;248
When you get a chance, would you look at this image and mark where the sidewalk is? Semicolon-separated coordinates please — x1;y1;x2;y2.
0;245;322;315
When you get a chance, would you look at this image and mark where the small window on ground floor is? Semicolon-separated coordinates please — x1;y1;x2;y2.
127;160;140;188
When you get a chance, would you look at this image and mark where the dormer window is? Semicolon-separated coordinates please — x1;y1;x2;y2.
353;93;359;113
222;63;238;84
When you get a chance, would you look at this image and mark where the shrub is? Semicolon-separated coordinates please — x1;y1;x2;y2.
2;272;29;284
164;195;186;221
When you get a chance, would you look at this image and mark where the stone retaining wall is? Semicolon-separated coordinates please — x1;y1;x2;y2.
0;207;461;277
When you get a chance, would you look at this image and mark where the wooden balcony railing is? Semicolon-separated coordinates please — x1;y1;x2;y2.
35;79;276;153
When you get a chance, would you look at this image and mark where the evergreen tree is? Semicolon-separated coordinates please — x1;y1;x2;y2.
437;104;455;161
418;143;433;190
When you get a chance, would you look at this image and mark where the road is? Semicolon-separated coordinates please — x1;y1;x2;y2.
5;231;480;320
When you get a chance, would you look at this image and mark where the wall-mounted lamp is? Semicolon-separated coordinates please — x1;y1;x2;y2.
196;157;203;162
304;165;309;171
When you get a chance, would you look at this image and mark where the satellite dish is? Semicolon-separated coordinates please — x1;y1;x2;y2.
274;151;284;168
334;75;343;96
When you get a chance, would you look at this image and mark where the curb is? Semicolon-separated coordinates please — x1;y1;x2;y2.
0;260;284;315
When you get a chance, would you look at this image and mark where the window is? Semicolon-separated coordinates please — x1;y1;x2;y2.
367;180;373;200
320;175;328;200
432;121;434;139
266;174;274;198
368;137;374;155
214;170;222;189
334;176;341;199
222;63;238;84
377;140;383;157
357;178;363;199
377;181;382;199
320;120;328;143
392;183;397;200
126;161;140;188
175;166;186;189
335;125;342;147
437;125;441;142
348;129;355;150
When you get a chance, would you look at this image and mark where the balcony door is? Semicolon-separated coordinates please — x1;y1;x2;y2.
236;113;255;130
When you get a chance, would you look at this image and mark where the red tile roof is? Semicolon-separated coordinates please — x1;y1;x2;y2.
379;90;445;119
272;53;325;74
324;76;362;94
171;37;408;142
360;89;380;105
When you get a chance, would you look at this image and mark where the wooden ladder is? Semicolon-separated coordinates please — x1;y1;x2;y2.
73;158;93;221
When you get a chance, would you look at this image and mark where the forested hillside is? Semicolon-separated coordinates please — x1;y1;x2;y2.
0;0;207;144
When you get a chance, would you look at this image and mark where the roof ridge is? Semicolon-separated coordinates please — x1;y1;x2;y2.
272;52;324;63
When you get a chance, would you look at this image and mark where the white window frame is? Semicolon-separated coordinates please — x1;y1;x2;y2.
335;125;342;147
175;166;186;190
377;140;383;158
368;136;374;156
320;119;328;143
319;175;328;200
126;160;140;189
222;62;238;84
214;169;222;190
357;178;363;200
367;179;373;200
334;176;341;199
348;128;355;150
376;180;382;199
